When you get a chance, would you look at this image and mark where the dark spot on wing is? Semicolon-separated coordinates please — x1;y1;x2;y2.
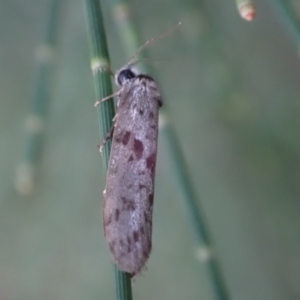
144;211;149;223
121;197;136;211
149;111;154;119
122;131;131;145
128;154;134;162
104;214;112;226
140;226;145;235
153;96;162;107
133;231;139;242
139;109;144;115
139;184;147;190
133;139;144;160
148;193;154;206
115;209;120;221
146;153;156;175
128;201;135;211
148;240;152;251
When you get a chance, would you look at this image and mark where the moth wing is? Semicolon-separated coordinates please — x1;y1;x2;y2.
103;76;161;275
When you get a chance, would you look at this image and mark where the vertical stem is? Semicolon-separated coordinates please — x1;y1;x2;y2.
160;115;229;300
272;0;300;48
82;0;133;299
15;0;61;195
114;265;133;300
83;0;115;166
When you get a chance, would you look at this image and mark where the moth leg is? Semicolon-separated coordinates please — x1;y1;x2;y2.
98;111;120;152
98;123;115;153
94;90;121;107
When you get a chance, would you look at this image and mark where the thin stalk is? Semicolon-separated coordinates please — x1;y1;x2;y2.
272;0;300;48
82;0;132;300
108;1;230;299
160;115;229;300
15;0;61;195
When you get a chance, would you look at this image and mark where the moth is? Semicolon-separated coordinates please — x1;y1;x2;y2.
103;67;161;276
96;23;180;276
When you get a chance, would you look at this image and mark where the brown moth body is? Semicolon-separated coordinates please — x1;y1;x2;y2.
103;68;162;275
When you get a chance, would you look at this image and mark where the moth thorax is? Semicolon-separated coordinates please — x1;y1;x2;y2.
116;68;136;86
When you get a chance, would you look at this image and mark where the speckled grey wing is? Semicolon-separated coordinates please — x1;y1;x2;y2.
103;75;161;275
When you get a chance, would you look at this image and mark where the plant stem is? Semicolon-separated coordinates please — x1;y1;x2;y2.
272;0;300;48
82;0;133;299
160;115;229;300
15;0;61;196
108;1;230;299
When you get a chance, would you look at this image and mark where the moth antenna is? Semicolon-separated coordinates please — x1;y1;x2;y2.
130;57;170;67
123;21;182;69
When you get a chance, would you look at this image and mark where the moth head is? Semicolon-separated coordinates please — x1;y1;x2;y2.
115;67;137;86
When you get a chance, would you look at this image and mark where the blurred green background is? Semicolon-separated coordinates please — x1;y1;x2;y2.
1;0;300;299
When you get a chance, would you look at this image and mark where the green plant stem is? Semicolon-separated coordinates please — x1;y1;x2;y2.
108;1;229;299
15;0;61;196
273;0;300;47
82;0;133;300
160;115;229;300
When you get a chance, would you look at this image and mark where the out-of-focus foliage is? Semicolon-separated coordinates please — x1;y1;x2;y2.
1;0;300;299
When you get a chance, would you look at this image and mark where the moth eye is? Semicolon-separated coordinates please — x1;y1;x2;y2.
117;69;136;86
